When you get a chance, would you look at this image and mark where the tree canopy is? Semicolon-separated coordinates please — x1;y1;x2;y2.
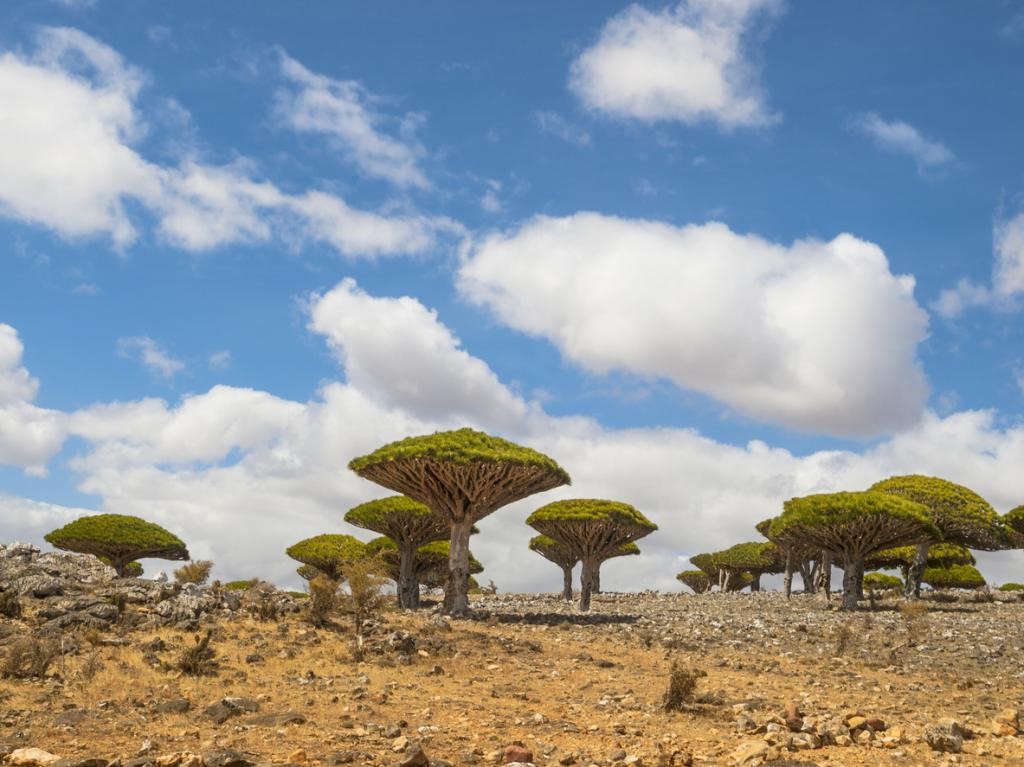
676;570;711;594
44;514;189;577
349;428;569;616
285;534;368;581
526;498;656;611
769;491;937;610
922;564;986;590
869;475;1007;550
866;543;975;571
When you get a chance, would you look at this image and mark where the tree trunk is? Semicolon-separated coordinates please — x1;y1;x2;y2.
854;559;865;600
561;566;573;600
398;542;417;610
841;556;861;611
819;552;832;601
904;542;930;599
445;517;474;617
110;556;129;578
579;557;597;612
783;550;793;600
750;573;761;592
593;567;601;594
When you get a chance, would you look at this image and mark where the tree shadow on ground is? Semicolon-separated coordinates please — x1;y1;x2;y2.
468;611;640;626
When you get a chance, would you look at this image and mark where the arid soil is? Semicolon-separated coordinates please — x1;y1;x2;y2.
3;590;1024;767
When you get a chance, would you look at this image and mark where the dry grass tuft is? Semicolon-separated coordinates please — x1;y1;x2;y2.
663;659;706;711
1;635;59;679
175;630;217;676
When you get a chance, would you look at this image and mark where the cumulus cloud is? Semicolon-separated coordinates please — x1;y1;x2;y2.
116;336;184;379
307;278;530;430
459;213;929;438
0;324;67;475
935;210;1024;317
853;113;955;173
0;28;449;259
5;290;1024;590
276;52;429;189
569;0;781;128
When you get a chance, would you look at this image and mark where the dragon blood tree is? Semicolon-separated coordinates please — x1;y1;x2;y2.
592;541;640;594
1005;505;1024;544
756;518;822;598
923;564;986;590
712;541;784;592
870;475;1009;598
44;514;189;577
676;570;711;594
526;499;656;611
768;491;938;611
286;534;368;582
349;428;570;617
529;535;578;600
866;543;975;587
345;496;449;609
367;537;483;602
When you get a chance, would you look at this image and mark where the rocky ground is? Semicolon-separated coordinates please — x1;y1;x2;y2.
3;546;1024;767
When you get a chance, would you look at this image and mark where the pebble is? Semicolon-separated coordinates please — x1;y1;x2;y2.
8;751;62;767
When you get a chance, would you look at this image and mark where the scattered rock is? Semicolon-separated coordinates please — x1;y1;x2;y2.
203;749;255;767
397;745;429;767
923;718;967;753
992;708;1019;736
730;741;768;765
503;746;533;765
156;699;191;715
244;712;306;727
8;749;62;767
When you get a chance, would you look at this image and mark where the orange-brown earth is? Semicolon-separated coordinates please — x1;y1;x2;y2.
3;591;1024;767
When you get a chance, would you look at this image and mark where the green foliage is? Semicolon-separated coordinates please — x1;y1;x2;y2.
712;541;784;573
724;571;754;591
687;553;719;578
286;534;368;580
998;582;1024;592
345;496;448;543
296;564;322;581
224;579;259;591
676;570;710;594
98;557;144;577
923;564;986;590
610;541;641;558
45;514;189;573
1005;505;1024;534
527;499;657;531
367;536;482;582
867;543;975;570
870;475;1007;549
349;427;571;483
863;572;903;592
770;491;938;545
528;535;578;565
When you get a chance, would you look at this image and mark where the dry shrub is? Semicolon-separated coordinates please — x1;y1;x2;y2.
338;558;389;634
833;621;855;656
175;630;217;676
0;589;21;618
1;635;59;679
306;575;339;628
174;560;214;586
77;649;103;683
663;660;706;711
900;600;929;646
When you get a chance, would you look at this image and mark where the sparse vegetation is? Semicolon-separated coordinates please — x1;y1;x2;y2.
662;660;706;711
175;630;217;676
1;634;59;679
306;574;339;628
174;559;214;585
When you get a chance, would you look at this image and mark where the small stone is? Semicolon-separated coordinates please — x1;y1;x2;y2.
157;699;191;715
623;756;641;767
398;746;429;767
392;737;409;753
503;746;534;765
847;716;867;730
784;716;803;732
8;749;62;767
287;750;307;764
609;751;626;763
51;759;108;767
992;708;1020;736
203;750;254;767
729;741;768;765
865;718;886;732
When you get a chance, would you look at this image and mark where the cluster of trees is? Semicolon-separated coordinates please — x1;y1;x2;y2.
678;475;1023;611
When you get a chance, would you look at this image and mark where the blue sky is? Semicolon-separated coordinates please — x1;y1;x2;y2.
2;0;1024;591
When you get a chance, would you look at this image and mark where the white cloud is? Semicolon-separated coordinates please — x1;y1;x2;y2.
934;210;1024;317
6;290;1024;590
569;0;781;128
0;28;449;260
0;324;67;475
116;336;184;379
276;52;429;189
307;278;530;430
208;350;232;370
459;213;930;438
533;111;592;147
853;113;955;173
